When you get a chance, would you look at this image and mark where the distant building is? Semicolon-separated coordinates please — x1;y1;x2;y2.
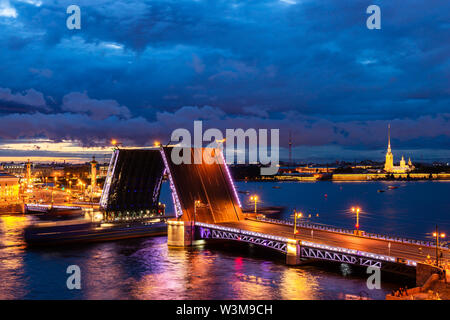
63;164;90;179
33;164;64;179
98;164;109;178
1;163;25;176
295;166;335;174
384;124;414;173
0;171;20;203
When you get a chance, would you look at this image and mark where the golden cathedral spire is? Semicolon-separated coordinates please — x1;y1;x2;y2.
384;124;413;173
384;124;394;172
387;123;391;152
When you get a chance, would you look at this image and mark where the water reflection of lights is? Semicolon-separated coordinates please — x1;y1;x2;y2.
232;270;276;299
83;244;125;299
0;215;31;299
0;215;395;299
129;242;218;299
279;268;319;300
235;272;277;287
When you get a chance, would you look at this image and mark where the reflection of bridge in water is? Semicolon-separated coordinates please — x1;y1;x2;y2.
102;146;449;283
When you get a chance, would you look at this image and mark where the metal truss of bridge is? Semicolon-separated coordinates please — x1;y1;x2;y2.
198;223;289;253
99;148;165;220
161;146;243;224
100;146;243;224
194;222;418;271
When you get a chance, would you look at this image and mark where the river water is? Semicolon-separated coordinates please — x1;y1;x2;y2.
0;181;448;300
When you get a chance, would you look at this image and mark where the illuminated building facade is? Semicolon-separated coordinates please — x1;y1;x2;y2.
384;124;414;173
0;172;20;203
1;163;25;176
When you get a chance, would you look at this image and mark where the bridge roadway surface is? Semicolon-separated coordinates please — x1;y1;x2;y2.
217;219;450;263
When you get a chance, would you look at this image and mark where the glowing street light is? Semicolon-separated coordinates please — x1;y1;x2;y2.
111;139;123;148
193;200;209;238
154;141;161;147
194;200;201;224
433;225;446;267
250;195;258;213
293;210;303;235
351;206;361;231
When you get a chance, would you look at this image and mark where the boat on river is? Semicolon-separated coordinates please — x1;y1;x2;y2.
25;204;85;220
24;217;169;246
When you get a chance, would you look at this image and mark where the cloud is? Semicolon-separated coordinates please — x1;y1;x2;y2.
0;0;448;159
0;112;159;146
17;0;42;7
0;100;448;159
61;92;131;120
29;67;53;78
190;54;205;74
0;87;46;107
0;0;17;18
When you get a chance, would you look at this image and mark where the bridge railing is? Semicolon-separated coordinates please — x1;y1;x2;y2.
196;221;418;267
254;216;448;249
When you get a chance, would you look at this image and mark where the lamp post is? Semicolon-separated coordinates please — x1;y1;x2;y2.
194;200;201;226
250;195;258;213
433;225;446;267
193;200;209;242
111;139;123;149
293;210;302;235
351;206;361;232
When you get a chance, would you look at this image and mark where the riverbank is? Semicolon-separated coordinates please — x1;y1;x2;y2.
248;172;450;182
0;203;24;215
386;271;450;300
332;173;450;181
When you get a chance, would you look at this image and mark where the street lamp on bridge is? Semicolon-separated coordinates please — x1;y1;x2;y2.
194;200;201;224
250;195;258;213
432;225;446;267
351;206;361;234
193;200;209;237
111;139;123;149
293;210;302;235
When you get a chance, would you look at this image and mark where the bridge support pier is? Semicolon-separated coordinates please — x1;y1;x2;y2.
286;242;301;265
416;263;443;287
167;220;193;247
167;220;205;247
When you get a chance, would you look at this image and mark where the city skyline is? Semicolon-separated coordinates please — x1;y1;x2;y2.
1;126;449;164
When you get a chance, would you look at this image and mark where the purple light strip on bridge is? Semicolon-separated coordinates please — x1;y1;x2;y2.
160;148;184;218
99;148;119;208
219;150;242;208
195;222;418;266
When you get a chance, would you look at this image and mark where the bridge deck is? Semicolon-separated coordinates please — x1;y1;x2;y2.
217;219;450;264
162;147;243;223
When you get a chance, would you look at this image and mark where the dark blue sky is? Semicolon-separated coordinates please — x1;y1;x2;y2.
0;0;449;162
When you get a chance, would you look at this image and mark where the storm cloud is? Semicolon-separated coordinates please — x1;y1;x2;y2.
0;0;448;160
